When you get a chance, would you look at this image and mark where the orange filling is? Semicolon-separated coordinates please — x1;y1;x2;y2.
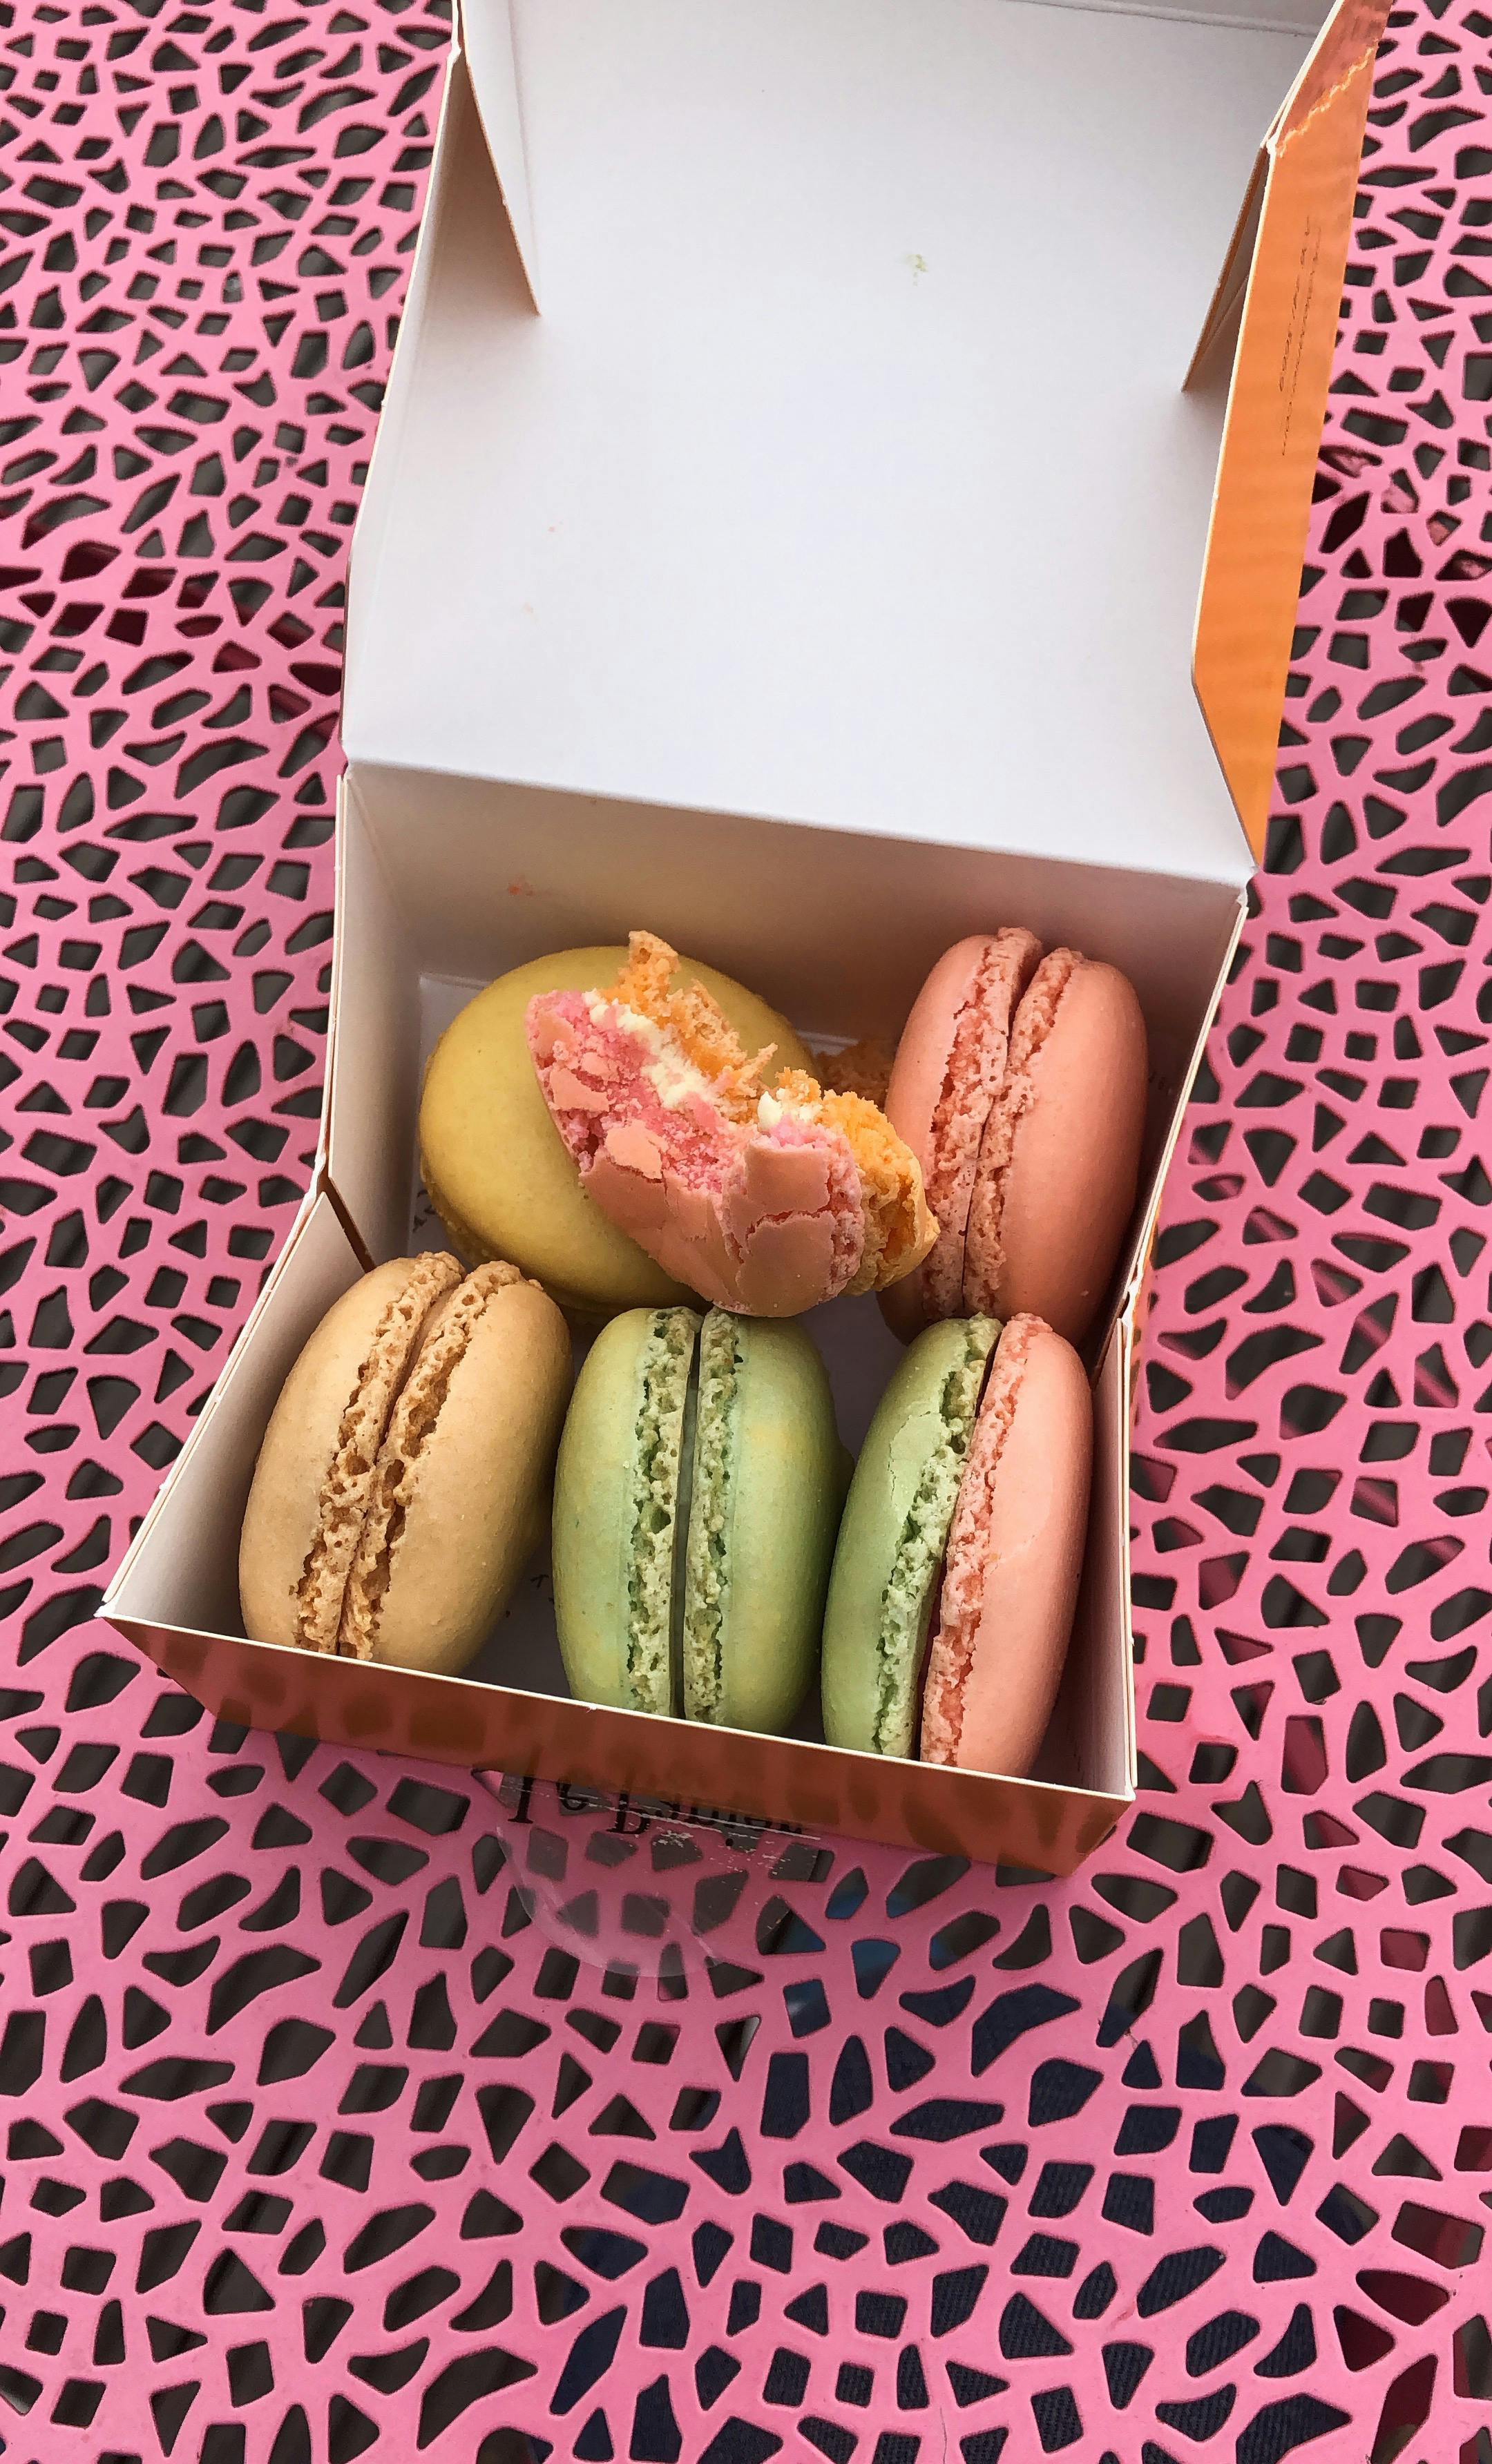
604;932;775;1123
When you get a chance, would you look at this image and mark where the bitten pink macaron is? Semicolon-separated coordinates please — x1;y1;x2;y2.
526;931;935;1318
883;932;1147;1346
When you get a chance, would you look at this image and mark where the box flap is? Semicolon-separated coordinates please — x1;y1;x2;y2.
1192;0;1393;863
1185;144;1270;396
461;0;539;307
345;0;1326;892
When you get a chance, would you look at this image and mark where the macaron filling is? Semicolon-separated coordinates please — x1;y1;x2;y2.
870;1313;1000;1756
292;1251;462;1656
921;1312;1039;1763
682;1309;740;1722
669;1349;698;1711
621;1307;699;1715
964;949;1080;1313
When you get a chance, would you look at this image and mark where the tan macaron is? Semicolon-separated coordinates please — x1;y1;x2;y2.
239;1253;572;1676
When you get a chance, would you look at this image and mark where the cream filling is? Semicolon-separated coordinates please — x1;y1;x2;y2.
584;992;715;1111
646;1050;714;1110
624;1309;699;1713
584;992;659;1039
682;1311;740;1724
756;1088;816;1130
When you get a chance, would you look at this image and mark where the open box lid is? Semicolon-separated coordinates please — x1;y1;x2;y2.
343;0;1380;889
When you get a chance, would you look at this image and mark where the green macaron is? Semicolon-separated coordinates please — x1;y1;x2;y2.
553;1305;843;1734
821;1314;1001;1758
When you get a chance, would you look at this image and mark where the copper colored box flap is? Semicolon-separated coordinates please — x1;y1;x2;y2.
1193;0;1394;862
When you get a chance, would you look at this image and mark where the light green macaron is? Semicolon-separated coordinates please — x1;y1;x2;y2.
553;1306;844;1735
821;1314;1001;1758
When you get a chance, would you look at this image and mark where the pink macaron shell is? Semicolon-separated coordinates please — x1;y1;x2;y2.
881;928;1043;1338
582;1120;861;1318
920;1313;1092;1778
964;953;1148;1347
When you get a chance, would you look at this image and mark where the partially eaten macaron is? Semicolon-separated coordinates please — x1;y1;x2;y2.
553;1303;843;1735
420;945;819;1317
239;1253;572;1676
822;1312;1091;1777
527;932;936;1318
883;932;1148;1347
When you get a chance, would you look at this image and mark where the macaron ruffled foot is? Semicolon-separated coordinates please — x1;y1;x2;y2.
527;932;936;1318
881;930;1040;1336
821;1313;1002;1761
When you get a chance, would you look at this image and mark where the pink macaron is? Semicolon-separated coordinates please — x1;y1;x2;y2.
920;1313;1092;1776
526;934;935;1319
883;934;1148;1347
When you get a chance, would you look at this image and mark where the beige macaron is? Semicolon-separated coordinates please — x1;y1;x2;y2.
239;1253;572;1676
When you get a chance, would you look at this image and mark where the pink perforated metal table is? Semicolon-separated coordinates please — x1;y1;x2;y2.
2;1;1491;2456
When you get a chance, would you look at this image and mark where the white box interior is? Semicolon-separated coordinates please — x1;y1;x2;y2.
111;764;1208;1809
256;760;1242;1797
345;0;1320;890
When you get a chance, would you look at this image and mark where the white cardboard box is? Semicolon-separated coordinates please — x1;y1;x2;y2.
104;0;1389;1871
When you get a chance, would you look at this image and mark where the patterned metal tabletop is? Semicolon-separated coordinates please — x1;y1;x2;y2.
2;0;1491;2456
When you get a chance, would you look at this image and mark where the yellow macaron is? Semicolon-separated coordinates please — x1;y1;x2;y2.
419;947;814;1317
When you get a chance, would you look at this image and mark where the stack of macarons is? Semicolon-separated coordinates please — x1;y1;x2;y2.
419;942;825;1318
421;925;1147;1347
238;921;1147;1782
